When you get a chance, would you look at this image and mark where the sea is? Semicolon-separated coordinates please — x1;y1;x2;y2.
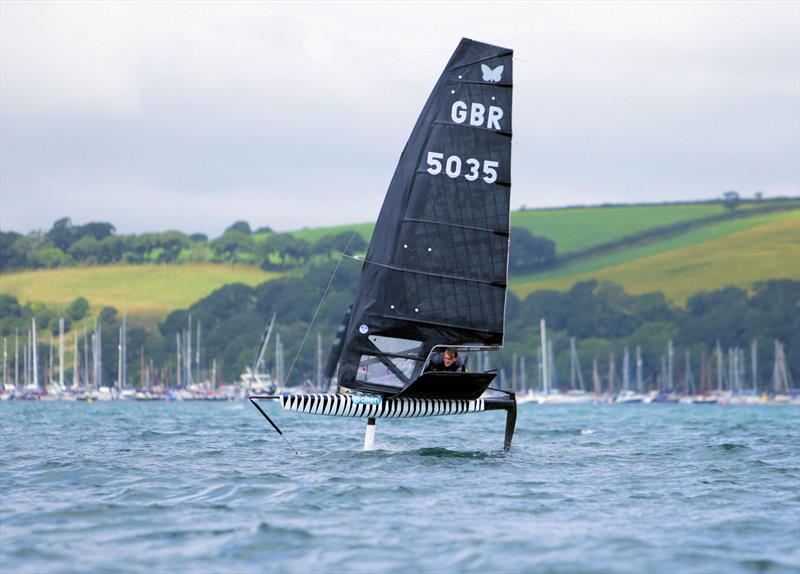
1;401;798;574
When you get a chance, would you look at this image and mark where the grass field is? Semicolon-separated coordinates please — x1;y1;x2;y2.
509;202;776;254
0;264;282;321
286;201;789;254
510;210;800;304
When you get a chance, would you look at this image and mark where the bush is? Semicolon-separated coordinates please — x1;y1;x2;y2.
67;297;90;321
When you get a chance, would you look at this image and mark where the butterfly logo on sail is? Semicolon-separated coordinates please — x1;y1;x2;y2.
481;64;504;83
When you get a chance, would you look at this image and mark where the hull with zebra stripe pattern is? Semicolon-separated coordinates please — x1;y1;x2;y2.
279;393;485;418
250;391;517;450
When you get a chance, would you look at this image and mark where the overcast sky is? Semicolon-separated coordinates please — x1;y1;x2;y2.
1;1;798;237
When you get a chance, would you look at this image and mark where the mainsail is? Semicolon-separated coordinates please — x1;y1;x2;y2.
338;38;513;395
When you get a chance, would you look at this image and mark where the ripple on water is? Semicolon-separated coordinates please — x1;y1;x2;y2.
0;402;798;574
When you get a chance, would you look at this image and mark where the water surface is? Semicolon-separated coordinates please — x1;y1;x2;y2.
1;402;798;573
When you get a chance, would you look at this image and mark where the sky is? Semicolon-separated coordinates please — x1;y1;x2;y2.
1;1;798;237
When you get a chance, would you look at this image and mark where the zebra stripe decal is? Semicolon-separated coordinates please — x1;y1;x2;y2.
279;393;486;418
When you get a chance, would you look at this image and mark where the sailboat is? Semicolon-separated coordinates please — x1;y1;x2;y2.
250;38;517;450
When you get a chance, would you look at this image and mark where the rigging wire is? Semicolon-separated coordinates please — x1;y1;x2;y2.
274;228;363;395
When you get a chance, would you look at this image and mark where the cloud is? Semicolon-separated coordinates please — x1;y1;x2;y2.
1;1;798;235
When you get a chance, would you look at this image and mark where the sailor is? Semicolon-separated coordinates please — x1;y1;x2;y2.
425;348;467;373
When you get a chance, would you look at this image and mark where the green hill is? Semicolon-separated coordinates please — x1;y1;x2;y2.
2;200;797;324
0;263;283;324
511;209;800;303
286;200;791;254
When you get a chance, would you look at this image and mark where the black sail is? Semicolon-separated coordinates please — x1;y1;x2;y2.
339;38;513;395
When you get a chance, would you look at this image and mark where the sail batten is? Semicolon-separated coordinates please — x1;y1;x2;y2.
450;52;514;69
402;218;509;236
357;259;506;286
339;38;513;394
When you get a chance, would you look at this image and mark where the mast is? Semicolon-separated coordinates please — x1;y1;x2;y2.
140;346;144;389
592;357;601;395
338;38;513;394
635;345;643;392
608;353;615;395
83;321;89;387
772;340;791;394
23;332;28;387
684;350;694;395
73;331;79;388
196;319;201;379
540;319;549;394
15;328;19;387
250;313;277;389
275;332;284;388
122;313;127;389
2;336;6;388
751;339;758;393
623;346;630;391
59;317;64;388
667;339;674;391
186;314;192;387
49;332;54;388
117;325;123;390
91;332;96;387
700;351;707;394
176;332;182;388
31;318;38;390
97;321;102;388
570;337;585;391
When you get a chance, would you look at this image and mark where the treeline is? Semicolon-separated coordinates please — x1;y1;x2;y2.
0;217;368;272
2;270;797;392
0;217;556;275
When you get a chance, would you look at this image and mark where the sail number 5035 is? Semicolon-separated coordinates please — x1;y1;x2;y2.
426;152;499;184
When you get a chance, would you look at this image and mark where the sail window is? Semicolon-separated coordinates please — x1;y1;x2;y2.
356;336;425;384
369;335;423;356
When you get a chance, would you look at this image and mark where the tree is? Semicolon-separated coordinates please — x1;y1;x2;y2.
67;297;90;321
210;230;253;262
48;217;76;251
0;231;23;271
722;191;740;212
258;233;311;268
156;231;190;262
97;236;125;263
0;294;22;319
77;222;115;241
30;246;70;268
68;235;103;263
508;227;556;274
8;233;47;269
225;220;252;235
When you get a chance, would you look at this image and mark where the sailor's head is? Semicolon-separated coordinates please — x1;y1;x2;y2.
443;348;458;367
